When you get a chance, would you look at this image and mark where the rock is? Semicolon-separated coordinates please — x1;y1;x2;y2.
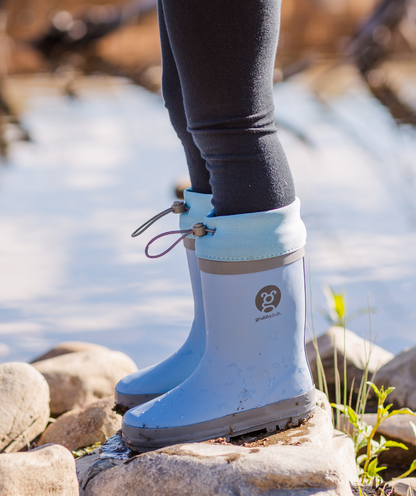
175;177;192;199
83;442;355;496
332;429;359;484
316;387;333;418
31;341;109;363
375;345;416;411
33;350;137;417
138;65;162;92
0;444;79;496
77;448;124;495
0;362;50;453
363;413;416;446
306;327;393;398
359;413;416;467
77;390;358;496
387;479;416;496
39;396;122;451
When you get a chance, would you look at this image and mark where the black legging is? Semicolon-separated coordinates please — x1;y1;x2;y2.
158;0;295;217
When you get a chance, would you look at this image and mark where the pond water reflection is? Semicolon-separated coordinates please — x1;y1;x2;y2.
0;72;415;366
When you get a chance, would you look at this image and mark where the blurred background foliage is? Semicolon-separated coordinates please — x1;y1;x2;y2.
0;0;415;153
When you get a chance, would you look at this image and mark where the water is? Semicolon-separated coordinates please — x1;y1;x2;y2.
0;72;415;367
0;77;192;367
100;431;133;460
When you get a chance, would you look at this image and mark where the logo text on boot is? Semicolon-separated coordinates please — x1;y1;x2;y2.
255;285;281;322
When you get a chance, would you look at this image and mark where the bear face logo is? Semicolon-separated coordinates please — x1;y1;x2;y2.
255;285;281;313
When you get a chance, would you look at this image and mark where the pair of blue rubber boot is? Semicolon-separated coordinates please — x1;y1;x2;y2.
115;189;315;451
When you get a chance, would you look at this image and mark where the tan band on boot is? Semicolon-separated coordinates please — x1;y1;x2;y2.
198;247;305;275
183;238;196;250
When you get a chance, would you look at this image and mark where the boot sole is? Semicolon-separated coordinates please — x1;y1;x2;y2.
122;388;315;452
115;391;162;410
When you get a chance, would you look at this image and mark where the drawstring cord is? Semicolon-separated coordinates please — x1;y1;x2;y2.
145;223;215;259
145;229;192;258
131;201;188;238
131;201;215;259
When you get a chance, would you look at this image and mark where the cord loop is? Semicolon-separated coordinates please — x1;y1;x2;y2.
145;223;215;259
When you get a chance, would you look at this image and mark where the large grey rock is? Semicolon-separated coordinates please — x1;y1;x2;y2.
31;341;109;363
77;391;358;496
375;345;416;410
77;448;124;495
0;444;79;496
40;396;122;451
83;438;356;496
33;350;137;417
0;362;50;453
306;327;393;396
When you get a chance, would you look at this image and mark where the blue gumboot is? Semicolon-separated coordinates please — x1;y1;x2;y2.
122;199;315;450
115;190;212;409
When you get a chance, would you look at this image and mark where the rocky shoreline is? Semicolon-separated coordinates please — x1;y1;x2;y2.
1;328;416;495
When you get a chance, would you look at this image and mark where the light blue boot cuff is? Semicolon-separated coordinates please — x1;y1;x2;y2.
180;189;213;237
196;198;307;262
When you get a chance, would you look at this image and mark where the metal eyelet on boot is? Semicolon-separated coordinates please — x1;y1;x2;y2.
192;222;208;237
171;200;187;214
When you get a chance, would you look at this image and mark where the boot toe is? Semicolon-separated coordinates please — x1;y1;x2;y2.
121;382;315;451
